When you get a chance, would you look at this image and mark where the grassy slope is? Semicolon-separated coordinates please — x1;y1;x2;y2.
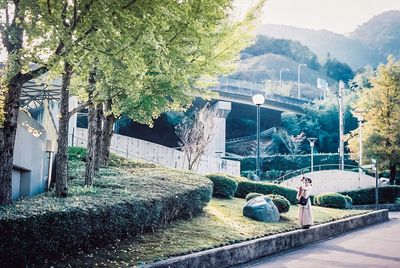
59;197;368;267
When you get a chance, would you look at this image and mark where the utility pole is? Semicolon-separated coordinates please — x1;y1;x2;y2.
297;64;307;99
338;81;345;170
372;158;379;210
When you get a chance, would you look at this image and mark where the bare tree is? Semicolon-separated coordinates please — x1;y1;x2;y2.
277;129;306;160
175;104;219;171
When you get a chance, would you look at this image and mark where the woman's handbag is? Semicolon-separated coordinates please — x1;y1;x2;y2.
298;196;309;206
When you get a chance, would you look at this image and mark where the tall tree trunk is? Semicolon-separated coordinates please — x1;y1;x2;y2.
84;67;98;186
0;78;23;204
55;62;73;197
85;103;97;186
100;98;115;166
0;2;24;204
390;164;397;185
94;103;103;172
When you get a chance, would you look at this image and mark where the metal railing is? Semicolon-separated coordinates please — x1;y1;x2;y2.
272;164;361;184
211;78;307;107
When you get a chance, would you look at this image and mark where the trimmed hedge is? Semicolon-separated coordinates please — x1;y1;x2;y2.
266;194;291;213
206;174;238;198
234;180;298;204
314;193;352;209
246;192;263;201
340;186;400;205
0;150;212;266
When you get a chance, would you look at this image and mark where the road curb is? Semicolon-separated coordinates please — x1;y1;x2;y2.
353;203;400;211
142;209;389;268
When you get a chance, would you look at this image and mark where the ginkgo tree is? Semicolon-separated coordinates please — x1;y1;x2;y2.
346;57;400;184
73;0;266;185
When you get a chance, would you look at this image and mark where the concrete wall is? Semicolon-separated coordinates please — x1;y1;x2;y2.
73;127;241;176
12;110;48;199
280;170;376;194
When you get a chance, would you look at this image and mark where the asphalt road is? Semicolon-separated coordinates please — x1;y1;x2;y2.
238;212;400;268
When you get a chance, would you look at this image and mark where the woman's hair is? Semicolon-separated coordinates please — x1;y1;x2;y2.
305;177;312;184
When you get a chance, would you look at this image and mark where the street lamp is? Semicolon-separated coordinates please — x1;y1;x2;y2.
297;64;307;99
354;110;365;177
307;138;317;172
279;68;290;89
338;81;345;170
252;94;265;178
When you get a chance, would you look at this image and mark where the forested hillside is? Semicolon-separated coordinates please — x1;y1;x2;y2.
351;10;400;59
255;24;383;69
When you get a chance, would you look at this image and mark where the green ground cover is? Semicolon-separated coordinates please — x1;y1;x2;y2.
0;149;212;265
58;197;368;267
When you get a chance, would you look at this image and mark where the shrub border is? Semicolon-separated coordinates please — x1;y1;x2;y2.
144;209;389;268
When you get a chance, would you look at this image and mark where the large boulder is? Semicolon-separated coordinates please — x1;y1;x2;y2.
243;196;280;222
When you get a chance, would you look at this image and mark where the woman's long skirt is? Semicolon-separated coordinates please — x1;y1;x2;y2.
299;199;313;226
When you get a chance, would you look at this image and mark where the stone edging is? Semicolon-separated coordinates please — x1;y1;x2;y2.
142;210;389;268
352;203;400;211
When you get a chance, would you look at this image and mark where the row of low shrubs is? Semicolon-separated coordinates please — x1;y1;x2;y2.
205;173;298;204
245;193;291;213
0;147;213;266
339;186;400;205
311;185;400;209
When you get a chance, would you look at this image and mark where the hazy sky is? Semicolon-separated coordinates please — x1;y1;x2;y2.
237;0;400;34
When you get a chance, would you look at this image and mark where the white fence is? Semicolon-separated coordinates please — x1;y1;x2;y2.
72;127;240;176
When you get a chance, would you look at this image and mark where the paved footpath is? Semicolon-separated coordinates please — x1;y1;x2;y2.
238;212;400;268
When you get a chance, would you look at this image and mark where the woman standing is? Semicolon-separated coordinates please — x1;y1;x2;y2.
298;177;313;229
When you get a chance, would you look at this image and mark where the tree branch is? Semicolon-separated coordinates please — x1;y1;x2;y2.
20;66;49;84
46;0;52;16
68;98;93;118
123;0;137;9
61;0;70;28
72;0;95;31
73;25;97;45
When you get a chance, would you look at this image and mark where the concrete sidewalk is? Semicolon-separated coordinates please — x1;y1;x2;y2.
239;212;400;268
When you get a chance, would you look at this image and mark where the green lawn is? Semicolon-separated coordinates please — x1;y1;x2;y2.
58;197;368;267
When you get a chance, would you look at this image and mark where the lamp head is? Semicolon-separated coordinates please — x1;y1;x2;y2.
252;94;265;105
307;137;317;146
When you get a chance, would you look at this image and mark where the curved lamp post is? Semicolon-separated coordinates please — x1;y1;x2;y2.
279;68;290;89
297;64;307;99
354;110;365;176
252;94;265;178
307;138;317;172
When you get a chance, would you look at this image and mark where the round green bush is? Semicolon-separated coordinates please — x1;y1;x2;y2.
314;192;350;209
206;174;238;198
245;192;263;201
266;194;291;213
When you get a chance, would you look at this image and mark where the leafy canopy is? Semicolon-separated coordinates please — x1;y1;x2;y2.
347;56;400;171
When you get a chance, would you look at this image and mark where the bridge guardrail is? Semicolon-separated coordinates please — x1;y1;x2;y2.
212;78;308;107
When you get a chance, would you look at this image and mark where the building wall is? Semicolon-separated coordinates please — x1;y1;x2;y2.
73;127;241;176
12;110;48;199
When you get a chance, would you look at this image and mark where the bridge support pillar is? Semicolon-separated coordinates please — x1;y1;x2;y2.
206;101;231;157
